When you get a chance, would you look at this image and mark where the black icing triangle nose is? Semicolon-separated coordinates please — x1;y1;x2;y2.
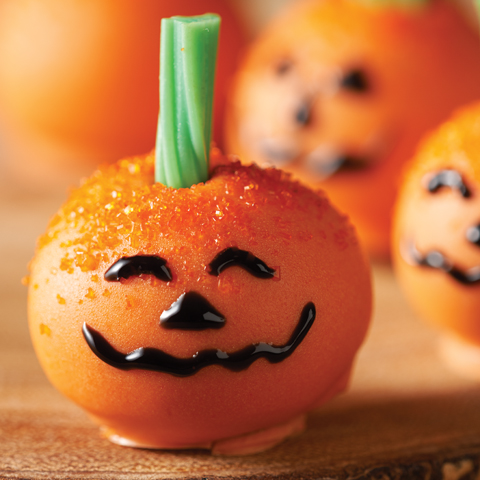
160;291;225;330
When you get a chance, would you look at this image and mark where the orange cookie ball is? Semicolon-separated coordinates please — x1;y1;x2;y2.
225;0;480;259
393;102;480;379
27;149;371;454
0;0;245;167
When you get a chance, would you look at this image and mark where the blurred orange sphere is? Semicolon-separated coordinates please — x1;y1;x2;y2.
0;0;246;172
393;102;480;378
225;0;480;259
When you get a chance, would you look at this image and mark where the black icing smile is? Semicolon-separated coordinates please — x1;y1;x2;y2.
402;240;480;286
82;302;315;377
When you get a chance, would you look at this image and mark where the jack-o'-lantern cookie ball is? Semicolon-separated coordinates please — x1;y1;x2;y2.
393;101;480;380
27;15;372;455
225;0;480;258
0;0;245;170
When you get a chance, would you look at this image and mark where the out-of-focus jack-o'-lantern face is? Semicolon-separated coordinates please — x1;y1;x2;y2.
393;102;480;377
225;0;480;258
28;151;372;453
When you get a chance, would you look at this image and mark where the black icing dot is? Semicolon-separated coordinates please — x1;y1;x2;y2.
275;59;293;76
340;69;369;92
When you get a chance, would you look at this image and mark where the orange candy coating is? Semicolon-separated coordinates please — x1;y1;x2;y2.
28;150;372;451
225;0;480;258
393;101;480;349
0;0;245;166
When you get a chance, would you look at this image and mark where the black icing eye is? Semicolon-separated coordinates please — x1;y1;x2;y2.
340;69;369;92
275;59;293;76
208;247;276;279
466;225;480;247
105;255;172;282
426;169;471;198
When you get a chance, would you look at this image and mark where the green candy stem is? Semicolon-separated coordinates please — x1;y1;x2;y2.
155;14;220;188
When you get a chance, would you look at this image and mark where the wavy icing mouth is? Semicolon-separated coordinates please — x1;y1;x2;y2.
83;302;316;377
401;239;480;286
257;138;373;180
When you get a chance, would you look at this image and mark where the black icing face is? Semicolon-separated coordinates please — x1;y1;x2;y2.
401;169;480;285
235;54;382;181
83;247;316;376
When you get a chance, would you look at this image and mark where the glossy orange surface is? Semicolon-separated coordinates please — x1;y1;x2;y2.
0;0;245;166
393;102;480;346
27;149;371;451
225;0;480;258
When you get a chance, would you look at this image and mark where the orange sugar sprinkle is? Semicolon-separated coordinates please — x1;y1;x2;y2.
39;324;51;336
85;288;96;300
33;150;351;274
403;101;480;187
126;296;135;309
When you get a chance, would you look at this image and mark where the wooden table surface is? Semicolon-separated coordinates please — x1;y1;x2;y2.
2;170;480;480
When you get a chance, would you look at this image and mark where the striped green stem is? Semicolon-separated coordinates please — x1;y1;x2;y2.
155;14;220;188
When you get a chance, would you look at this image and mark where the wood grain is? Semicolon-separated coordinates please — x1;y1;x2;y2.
2;177;480;479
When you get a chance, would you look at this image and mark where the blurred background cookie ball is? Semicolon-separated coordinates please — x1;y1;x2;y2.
393;101;480;379
0;0;246;186
225;0;480;259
